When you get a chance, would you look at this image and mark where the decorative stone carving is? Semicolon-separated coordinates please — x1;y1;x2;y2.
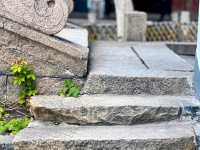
0;0;74;34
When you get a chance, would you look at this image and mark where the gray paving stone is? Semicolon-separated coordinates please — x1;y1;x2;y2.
90;45;146;71
0;135;14;150
132;43;193;71
13;121;196;150
30;95;199;125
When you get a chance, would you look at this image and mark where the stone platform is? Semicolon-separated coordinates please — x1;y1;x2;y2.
83;42;193;95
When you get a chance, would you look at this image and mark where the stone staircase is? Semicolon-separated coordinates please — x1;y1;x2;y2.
12;42;200;149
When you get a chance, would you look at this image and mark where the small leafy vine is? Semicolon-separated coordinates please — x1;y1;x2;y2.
59;80;80;97
10;59;37;107
0;105;31;135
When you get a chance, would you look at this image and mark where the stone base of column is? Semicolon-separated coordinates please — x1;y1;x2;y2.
124;11;147;41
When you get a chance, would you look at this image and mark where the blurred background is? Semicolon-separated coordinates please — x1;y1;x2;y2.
69;0;199;42
71;0;199;21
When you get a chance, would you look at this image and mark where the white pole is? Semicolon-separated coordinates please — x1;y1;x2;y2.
194;1;200;99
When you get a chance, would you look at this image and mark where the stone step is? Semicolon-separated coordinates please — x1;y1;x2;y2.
83;42;193;95
0;135;14;150
30;95;200;125
13;121;196;150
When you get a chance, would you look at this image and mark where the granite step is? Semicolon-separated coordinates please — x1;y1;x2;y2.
0;135;14;150
30;95;200;125
83;42;193;95
13;121;196;150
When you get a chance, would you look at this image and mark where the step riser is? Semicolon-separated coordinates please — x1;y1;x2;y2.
30;95;200;125
14;138;195;150
31;106;181;125
83;75;192;95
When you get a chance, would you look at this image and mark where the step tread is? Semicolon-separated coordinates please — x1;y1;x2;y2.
30;95;199;125
84;43;193;95
31;95;199;108
132;43;193;71
13;121;196;150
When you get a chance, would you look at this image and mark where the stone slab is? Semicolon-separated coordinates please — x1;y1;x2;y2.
0;135;14;150
30;95;199;125
132;43;193;71
0;16;89;77
89;44;147;72
84;42;193;95
13;121;195;150
0;0;73;34
166;42;196;56
55;24;88;47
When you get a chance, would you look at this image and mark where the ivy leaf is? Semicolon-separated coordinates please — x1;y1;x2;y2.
67;87;80;97
59;80;80;97
27;74;36;80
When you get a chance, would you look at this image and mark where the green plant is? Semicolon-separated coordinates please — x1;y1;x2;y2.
59;80;80;97
0;117;30;135
10;60;37;107
0;106;7;121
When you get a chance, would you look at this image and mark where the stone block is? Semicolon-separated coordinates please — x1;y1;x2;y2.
0;16;89;77
0;76;7;106
13;121;195;150
124;11;147;41
6;77;19;106
29;95;199;125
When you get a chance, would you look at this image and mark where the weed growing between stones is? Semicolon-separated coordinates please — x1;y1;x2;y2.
0;116;30;135
59;80;80;97
0;105;30;135
11;59;37;107
0;59;37;135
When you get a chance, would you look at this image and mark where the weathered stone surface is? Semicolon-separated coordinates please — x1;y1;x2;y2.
5;77;85;105
13;121;196;150
0;16;89;77
37;77;85;95
132;43;193;71
0;0;73;34
125;11;147;41
84;71;192;95
30;95;199;125
0;75;7;105
84;42;193;95
0;135;14;150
